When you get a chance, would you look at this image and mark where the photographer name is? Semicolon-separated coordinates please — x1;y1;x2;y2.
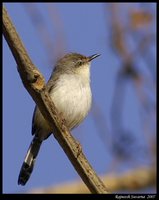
115;195;146;199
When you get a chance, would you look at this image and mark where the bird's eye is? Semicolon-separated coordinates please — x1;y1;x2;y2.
76;60;82;67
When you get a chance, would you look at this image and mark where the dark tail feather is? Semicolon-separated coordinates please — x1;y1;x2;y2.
18;136;42;185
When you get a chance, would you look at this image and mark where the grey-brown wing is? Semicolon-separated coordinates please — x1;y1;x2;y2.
31;70;58;136
32;106;37;135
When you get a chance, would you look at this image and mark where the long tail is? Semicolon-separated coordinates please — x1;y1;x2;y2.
18;136;42;185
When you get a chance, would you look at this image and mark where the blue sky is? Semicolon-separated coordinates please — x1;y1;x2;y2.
3;3;156;193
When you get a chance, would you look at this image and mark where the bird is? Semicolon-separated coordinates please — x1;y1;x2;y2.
18;52;100;185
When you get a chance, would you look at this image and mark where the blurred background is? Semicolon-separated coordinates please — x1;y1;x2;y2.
3;3;156;193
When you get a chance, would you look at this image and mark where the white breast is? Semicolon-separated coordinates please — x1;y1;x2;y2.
50;73;92;129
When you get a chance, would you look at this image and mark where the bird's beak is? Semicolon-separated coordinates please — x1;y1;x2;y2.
88;54;101;62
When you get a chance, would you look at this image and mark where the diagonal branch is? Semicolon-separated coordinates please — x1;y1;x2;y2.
2;6;108;194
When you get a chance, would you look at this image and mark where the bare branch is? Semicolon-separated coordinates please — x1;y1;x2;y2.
2;6;108;194
29;166;156;193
